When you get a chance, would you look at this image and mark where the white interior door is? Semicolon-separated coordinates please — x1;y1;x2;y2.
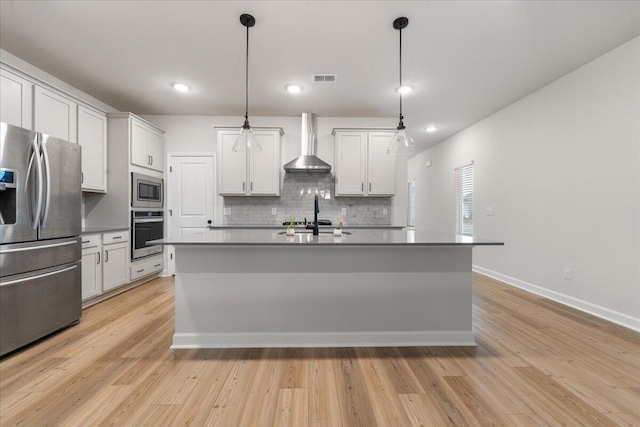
168;154;215;274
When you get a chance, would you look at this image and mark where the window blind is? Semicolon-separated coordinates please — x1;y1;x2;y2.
455;163;474;236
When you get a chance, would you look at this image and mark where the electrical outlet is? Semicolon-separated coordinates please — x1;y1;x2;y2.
383;208;388;216
563;268;572;280
485;207;494;216
341;208;347;215
223;208;230;216
272;208;277;215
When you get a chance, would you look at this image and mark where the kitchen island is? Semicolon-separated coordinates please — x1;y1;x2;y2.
151;229;503;348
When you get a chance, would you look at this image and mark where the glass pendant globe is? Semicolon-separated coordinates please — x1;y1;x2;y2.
386;128;416;154
232;127;262;153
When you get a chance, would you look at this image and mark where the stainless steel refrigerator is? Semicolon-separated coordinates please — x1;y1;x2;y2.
0;122;82;357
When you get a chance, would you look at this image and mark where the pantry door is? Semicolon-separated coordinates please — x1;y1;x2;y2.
167;154;215;274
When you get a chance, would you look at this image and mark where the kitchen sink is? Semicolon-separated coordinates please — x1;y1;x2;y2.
277;230;351;235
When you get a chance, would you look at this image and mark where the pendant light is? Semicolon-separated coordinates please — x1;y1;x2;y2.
233;13;262;153
387;17;416;154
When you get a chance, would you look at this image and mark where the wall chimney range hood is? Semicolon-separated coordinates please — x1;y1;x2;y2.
283;113;331;173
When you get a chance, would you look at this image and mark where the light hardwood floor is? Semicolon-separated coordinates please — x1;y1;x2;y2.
1;273;638;426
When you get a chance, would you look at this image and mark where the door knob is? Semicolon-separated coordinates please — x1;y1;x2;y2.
207;220;212;224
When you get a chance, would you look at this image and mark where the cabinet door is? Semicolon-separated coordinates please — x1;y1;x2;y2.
335;132;367;196
33;86;77;142
130;119;149;168
147;129;164;172
102;242;128;292
0;69;33;129
367;132;396;196
249;131;280;195
81;249;102;300
77;106;107;192
219;131;247;195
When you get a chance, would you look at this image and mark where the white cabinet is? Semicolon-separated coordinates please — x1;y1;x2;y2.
333;129;396;197
77;106;107;193
81;234;102;300
217;127;283;196
131;118;164;172
0;68;33;129
130;257;163;281
102;231;129;292
34;86;77;143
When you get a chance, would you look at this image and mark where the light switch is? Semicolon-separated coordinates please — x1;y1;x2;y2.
224;208;231;216
485;207;494;216
383;208;388;216
272;208;277;215
341;208;347;215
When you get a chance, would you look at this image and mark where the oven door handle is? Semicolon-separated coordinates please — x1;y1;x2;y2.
132;218;164;223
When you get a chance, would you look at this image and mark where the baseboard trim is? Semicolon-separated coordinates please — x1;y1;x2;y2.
473;265;640;333
171;331;476;349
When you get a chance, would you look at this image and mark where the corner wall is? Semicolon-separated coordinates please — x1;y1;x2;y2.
408;37;640;330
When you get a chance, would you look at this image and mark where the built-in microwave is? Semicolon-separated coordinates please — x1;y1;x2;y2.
132;172;163;209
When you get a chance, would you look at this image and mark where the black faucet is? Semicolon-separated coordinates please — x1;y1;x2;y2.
313;194;319;236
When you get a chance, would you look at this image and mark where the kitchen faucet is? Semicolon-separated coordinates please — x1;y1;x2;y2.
313;194;319;235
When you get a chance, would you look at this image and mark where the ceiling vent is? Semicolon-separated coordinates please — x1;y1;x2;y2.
313;74;337;83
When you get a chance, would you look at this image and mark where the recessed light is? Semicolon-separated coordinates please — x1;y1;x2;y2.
426;126;437;133
286;84;302;93
172;83;190;93
397;86;412;94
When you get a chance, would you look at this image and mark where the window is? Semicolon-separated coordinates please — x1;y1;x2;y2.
455;162;474;236
407;180;415;227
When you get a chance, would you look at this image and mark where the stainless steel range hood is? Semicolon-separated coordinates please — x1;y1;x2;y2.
283;113;331;173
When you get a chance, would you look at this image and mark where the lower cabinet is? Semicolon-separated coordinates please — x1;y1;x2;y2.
130;257;163;281
81;235;102;300
81;230;130;301
102;241;128;292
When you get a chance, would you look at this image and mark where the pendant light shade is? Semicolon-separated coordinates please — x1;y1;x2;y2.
387;17;416;155
233;13;262;153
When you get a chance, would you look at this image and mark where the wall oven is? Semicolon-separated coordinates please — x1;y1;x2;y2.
132;172;163;209
131;211;163;260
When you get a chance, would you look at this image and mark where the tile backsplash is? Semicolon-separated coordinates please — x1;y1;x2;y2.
223;173;391;226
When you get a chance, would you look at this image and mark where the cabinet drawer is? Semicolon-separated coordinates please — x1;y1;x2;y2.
130;258;163;281
103;230;128;245
81;234;101;249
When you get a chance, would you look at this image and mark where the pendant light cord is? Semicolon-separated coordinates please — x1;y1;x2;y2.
398;25;405;130
244;24;250;125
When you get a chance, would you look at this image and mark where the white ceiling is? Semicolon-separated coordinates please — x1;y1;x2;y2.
1;1;639;149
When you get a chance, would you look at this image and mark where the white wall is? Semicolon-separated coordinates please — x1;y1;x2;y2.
408;37;640;330
143;115;408;226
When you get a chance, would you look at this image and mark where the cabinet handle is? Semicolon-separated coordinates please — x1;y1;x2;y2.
150;156;153;166
148;155;151;165
81;172;84;184
97;251;100;264
251;181;253;191
369;183;372;192
243;182;246;191
82;240;90;244
154;263;161;268
137;269;144;273
105;250;109;263
361;183;364;191
112;236;122;240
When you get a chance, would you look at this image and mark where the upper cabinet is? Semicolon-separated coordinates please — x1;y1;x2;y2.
217;127;283;196
333;129;396;197
131;117;164;172
77;106;107;192
0;68;33;129
34;86;77;143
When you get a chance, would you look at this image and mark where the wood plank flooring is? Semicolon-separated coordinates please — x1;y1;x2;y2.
1;273;638;426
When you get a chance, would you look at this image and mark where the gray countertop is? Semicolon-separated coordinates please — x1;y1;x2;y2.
82;226;130;235
206;225;404;230
150;229;503;247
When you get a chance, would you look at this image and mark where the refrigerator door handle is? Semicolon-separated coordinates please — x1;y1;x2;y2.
40;137;52;228
24;134;44;230
0;264;77;287
0;239;77;254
